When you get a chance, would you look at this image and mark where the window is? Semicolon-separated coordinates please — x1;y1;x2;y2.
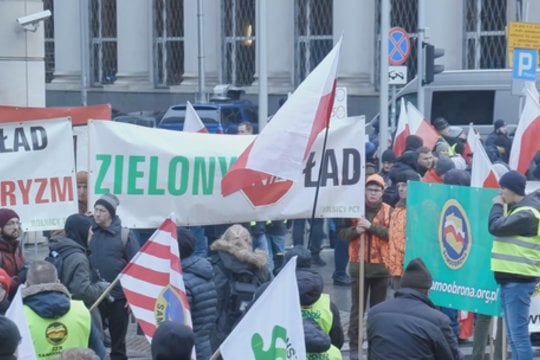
44;0;54;83
90;0;117;85
222;0;256;86
464;0;506;69
154;0;184;87
431;90;495;126
294;0;333;85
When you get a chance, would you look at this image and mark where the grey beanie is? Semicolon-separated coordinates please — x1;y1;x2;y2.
400;258;432;290
94;193;119;217
435;156;455;176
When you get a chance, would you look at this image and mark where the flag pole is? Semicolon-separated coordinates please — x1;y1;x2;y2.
89;276;121;311
307;91;335;250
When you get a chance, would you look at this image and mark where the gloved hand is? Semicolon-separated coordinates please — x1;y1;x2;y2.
96;281;110;291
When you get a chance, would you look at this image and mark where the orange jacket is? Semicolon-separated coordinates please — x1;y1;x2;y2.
348;202;392;264
387;202;407;276
422;168;443;183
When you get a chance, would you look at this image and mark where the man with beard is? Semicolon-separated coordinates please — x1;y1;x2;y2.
0;208;26;298
416;146;435;177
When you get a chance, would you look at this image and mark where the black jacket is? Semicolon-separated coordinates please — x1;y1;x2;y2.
297;268;344;350
49;236;107;307
367;288;462;360
88;216;139;299
488;190;540;283
183;255;218;360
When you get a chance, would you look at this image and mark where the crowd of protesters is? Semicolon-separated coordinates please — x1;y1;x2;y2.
2;116;540;359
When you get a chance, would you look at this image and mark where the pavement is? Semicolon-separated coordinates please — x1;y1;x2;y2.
21;238;540;359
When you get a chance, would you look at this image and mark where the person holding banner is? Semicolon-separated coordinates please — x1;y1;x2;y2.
489;170;540;360
89;194;140;360
337;173;392;356
0;208;26;298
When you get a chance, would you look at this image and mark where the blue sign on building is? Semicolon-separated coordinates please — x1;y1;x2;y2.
513;48;538;81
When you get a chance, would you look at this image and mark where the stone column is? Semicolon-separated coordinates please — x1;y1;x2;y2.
180;0;220;93
334;0;376;95
112;0;152;87
426;0;463;70
50;0;81;87
0;0;46;106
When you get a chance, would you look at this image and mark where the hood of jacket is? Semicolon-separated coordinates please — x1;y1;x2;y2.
22;282;71;318
211;238;267;270
394;287;436;308
511;189;540;211
91;215;122;236
49;236;86;255
303;317;331;353
182;255;214;280
296;269;324;306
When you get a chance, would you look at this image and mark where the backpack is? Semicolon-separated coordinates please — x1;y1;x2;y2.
220;266;260;331
45;247;84;285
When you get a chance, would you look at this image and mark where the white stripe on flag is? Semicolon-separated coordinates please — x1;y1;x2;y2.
121;273;167;296
132;252;175;271
128;305;156;324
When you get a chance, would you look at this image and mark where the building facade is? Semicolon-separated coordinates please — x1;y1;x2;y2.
2;0;539;120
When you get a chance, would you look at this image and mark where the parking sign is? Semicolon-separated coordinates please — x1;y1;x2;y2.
513;48;537;81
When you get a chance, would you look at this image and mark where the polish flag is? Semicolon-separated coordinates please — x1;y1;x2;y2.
119;215;192;341
462;123;474;164
393;98;409;156
470;132;499;188
183;100;208;133
509;81;540;173
406;102;439;150
221;38;342;196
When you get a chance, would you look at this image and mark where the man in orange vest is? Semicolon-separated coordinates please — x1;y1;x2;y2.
337;173;393;357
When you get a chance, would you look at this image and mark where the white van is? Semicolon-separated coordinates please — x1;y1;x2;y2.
372;69;540;137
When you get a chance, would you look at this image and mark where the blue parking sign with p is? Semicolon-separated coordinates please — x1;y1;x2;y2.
513;48;537;81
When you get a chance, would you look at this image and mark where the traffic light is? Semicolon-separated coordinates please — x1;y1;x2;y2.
423;43;445;85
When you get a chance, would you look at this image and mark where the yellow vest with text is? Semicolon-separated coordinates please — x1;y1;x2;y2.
302;293;342;360
23;300;91;360
491;206;540;276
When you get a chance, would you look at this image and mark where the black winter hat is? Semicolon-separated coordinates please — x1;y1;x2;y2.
433;117;449;131
284;245;312;268
0;315;21;356
494;119;506;131
400;258;432;290
382;149;396;163
499;170;526;196
435;156;455;177
395;170;420;184
151;321;194;360
177;227;196;259
405;135;423;151
296;269;324;306
443;169;471;186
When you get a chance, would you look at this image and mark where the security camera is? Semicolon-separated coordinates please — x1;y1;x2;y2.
17;10;51;32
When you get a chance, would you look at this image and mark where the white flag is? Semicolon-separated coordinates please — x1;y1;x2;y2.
509;81;540;173
222;38;342;196
5;286;37;360
183;100;208;133
219;257;306;359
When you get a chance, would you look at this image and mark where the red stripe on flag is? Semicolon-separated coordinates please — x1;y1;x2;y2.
124;263;170;285
123;287;159;309
143;242;175;259
483;171;499;189
517;115;540;173
137;318;157;338
304;80;337;159
393;127;410;156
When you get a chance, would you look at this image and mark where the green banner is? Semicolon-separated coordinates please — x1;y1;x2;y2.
405;182;502;316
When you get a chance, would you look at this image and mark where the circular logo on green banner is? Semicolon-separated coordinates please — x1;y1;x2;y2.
439;199;471;269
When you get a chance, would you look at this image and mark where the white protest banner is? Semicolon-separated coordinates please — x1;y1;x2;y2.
0;118;78;231
88;116;365;227
529;282;540;332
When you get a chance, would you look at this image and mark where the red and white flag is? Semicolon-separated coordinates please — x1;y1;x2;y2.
393;98;410;156
119;215;192;342
509;81;540;173
470;131;499;188
184;100;208;133
406;102;439;150
221;38;342;196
